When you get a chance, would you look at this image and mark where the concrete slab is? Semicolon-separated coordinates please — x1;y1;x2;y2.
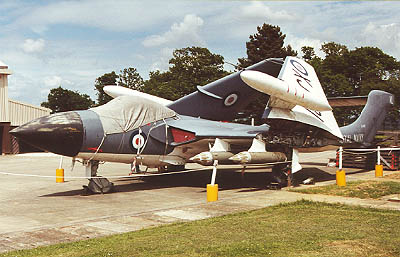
0;151;399;254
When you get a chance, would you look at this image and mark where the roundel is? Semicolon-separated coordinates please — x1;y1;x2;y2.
130;131;147;150
224;93;238;107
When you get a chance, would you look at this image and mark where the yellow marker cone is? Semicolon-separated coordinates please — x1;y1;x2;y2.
336;169;346;186
207;184;218;202
56;168;64;183
375;164;383;177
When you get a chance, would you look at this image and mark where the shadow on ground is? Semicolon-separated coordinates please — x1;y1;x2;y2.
40;166;368;197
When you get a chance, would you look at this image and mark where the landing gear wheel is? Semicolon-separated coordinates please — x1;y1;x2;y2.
166;165;185;172
269;163;290;189
84;177;114;194
83;160;114;194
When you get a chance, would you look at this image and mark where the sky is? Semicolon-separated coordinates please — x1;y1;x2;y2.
1;0;400;106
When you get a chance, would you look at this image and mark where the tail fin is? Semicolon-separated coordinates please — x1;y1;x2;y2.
340;90;394;147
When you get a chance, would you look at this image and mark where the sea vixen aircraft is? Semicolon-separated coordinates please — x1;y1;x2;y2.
10;57;394;192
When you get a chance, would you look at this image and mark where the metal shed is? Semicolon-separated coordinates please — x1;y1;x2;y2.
0;61;51;154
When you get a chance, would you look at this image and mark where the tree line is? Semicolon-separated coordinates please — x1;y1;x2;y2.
41;23;400;127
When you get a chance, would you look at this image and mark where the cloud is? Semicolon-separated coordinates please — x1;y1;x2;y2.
142;14;206;72
9;0;190;33
142;14;205;48
43;75;62;87
360;22;400;56
41;75;75;99
21;38;45;53
285;34;324;58
149;47;174;71
240;1;297;22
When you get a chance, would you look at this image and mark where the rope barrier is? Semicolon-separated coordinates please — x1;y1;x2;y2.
0;167;211;180
3;148;375;181
342;150;377;155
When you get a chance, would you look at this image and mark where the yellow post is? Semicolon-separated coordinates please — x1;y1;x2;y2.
375;164;383;177
336;146;346;186
56;168;64;183
375;146;383;177
207;184;218;202
336;169;346;186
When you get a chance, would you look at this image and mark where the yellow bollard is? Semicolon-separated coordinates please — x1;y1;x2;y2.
207;184;218;202
56;168;64;183
375;164;383;177
336;169;346;186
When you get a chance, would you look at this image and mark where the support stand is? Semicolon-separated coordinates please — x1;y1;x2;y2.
207;160;218;202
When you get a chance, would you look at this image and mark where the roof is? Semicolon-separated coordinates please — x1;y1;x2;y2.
0;60;7;69
0;60;12;75
327;96;368;107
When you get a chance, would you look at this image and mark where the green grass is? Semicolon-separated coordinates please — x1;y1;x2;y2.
2;200;400;257
291;180;400;199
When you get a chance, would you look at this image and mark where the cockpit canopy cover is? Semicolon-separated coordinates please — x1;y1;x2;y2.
90;95;176;134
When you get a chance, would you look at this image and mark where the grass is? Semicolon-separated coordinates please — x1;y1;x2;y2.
385;172;400;180
2;200;400;257
291;180;400;199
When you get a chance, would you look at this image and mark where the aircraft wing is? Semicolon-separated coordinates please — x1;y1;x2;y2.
167;58;283;121
166;116;269;139
250;57;344;141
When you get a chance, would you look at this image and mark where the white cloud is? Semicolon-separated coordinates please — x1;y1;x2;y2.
360;22;400;56
41;76;75;99
9;0;190;33
143;14;206;72
240;1;297;22
149;47;174;71
286;35;324;58
43;75;62;87
142;14;205;48
21;38;45;53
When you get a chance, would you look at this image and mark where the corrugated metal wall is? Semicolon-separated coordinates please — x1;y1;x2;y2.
9;99;50;126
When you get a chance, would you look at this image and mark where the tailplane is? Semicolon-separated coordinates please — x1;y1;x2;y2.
340;90;394;147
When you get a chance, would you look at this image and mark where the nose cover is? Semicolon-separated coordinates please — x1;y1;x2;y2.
10;111;83;157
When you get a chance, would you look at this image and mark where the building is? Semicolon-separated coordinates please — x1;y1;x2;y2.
0;61;51;154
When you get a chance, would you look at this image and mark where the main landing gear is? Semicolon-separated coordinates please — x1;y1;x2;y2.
268;163;293;189
83;160;114;194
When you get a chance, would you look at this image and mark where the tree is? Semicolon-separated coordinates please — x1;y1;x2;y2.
41;86;94;113
94;71;118;105
94;68;145;105
237;23;297;69
304;42;400;126
117;67;144;91
236;24;297;124
301;46;317;62
142;46;229;100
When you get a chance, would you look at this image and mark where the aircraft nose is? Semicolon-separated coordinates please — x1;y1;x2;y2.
10;111;84;157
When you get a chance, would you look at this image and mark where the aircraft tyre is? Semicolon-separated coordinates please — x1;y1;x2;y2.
83;160;114;194
86;177;114;194
271;163;289;187
166;165;185;172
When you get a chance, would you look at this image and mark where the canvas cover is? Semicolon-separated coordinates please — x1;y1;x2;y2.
90;95;176;135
